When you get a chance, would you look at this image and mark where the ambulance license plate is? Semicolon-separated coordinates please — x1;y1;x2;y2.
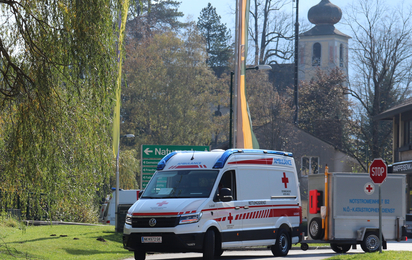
141;236;162;243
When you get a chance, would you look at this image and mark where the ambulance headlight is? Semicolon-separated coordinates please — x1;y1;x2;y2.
125;213;133;225
179;212;203;224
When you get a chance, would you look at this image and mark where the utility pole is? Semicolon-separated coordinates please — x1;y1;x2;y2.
293;0;299;125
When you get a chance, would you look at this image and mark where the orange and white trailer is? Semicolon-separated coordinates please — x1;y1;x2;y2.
302;168;408;253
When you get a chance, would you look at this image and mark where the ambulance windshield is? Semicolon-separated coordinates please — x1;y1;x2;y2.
142;170;219;198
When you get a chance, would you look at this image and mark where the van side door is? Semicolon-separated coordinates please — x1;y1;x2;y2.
213;170;244;248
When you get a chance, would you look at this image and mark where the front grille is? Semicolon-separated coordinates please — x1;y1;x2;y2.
132;217;180;228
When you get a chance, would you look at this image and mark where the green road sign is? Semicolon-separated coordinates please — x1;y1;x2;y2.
142;145;210;159
140;145;210;189
142;159;160;167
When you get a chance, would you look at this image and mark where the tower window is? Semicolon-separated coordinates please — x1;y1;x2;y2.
312;43;321;66
339;44;344;67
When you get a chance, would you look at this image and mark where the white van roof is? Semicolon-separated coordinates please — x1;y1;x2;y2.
156;149;294;171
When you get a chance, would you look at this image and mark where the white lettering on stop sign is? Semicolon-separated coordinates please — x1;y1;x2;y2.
371;167;384;176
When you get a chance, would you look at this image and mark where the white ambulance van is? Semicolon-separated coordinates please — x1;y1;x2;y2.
123;149;302;260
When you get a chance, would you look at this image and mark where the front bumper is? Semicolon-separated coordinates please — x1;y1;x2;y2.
123;232;205;253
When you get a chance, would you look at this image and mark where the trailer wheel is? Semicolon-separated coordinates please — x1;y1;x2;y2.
203;229;216;260
309;217;324;240
330;243;351;253
133;249;146;260
271;228;290;256
361;232;380;253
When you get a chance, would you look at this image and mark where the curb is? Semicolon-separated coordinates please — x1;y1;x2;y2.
24;220;104;226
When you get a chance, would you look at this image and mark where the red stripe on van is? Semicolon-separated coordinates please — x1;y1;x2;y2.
202;207;237;212
202;204;297;212
227;158;273;165
132;212;180;216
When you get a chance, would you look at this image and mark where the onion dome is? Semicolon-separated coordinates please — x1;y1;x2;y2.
308;0;342;25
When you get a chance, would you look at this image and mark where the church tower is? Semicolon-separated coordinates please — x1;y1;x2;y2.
298;0;350;82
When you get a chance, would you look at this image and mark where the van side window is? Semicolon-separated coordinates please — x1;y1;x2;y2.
216;170;237;201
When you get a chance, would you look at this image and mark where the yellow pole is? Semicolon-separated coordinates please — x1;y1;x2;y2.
324;165;329;240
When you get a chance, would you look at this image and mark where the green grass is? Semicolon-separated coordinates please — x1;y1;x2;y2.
0;224;133;259
327;251;412;259
2;221;411;260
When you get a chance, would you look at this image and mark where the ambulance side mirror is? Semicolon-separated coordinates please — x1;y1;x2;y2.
219;188;233;202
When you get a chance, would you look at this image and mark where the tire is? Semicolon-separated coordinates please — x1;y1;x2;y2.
271;228;290;256
134;249;146;260
330;243;351;253
361;232;380;253
214;249;224;258
203;229;216;260
309;217;324;240
300;243;309;251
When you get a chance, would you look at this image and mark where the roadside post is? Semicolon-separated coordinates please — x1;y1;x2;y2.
369;158;387;253
140;145;210;189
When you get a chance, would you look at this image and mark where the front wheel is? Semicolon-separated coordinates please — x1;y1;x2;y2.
361;232;380;253
271;228;290;256
330;243;351;253
203;229;216;260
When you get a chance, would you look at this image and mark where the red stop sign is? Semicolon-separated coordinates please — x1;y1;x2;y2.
369;158;387;184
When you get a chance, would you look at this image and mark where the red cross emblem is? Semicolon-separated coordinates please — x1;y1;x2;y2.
282;172;289;188
366;185;373;192
156;201;168;206
227;213;233;224
364;182;375;195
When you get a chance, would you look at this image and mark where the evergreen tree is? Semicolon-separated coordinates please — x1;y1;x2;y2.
127;0;185;41
197;3;232;68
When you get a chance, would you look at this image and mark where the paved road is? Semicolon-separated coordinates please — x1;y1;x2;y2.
124;240;412;260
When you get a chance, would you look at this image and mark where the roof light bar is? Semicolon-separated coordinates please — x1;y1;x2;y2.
157;151;178;170
213;149;293;169
156;151;200;170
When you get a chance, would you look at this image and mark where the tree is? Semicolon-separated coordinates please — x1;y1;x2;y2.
249;0;300;65
298;68;352;149
197;3;232;68
127;0;185;41
245;69;294;150
0;0;126;222
343;0;412;167
122;22;221;149
110;149;140;190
